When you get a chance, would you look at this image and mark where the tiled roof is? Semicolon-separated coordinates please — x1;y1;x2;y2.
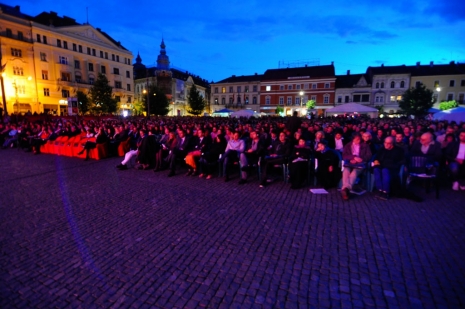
171;68;210;88
336;74;371;88
367;62;465;77
215;74;264;84
263;65;335;80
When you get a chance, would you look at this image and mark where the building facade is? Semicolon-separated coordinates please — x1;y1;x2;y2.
335;72;372;106
260;65;336;116
0;4;134;116
409;61;465;106
210;74;262;113
133;39;210;116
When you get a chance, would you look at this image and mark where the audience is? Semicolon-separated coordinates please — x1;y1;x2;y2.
3;114;465;197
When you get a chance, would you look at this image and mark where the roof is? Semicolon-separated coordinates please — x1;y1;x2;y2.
171;68;209;88
263;65;335;80
215;74;264;84
336;74;371;88
0;4;128;51
367;62;465;77
326;103;378;114
0;4;33;20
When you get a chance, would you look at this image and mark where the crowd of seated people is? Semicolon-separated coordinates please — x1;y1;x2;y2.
2;114;465;199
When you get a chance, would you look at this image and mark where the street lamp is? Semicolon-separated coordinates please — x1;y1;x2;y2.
299;91;304;116
436;87;441;105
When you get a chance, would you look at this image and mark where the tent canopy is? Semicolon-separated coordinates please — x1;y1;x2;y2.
432;107;465;122
428;107;441;113
325;103;378;114
230;109;257;118
212;108;234;113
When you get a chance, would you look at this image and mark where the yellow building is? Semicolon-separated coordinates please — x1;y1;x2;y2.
0;4;133;116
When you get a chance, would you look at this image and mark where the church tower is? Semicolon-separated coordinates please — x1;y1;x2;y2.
155;38;172;96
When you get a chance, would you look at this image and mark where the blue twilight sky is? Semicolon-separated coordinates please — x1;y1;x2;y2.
16;0;465;82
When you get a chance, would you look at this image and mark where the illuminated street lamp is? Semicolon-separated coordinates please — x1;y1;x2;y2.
436;87;441;104
299;91;304;115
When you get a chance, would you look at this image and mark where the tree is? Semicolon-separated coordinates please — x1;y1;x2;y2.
439;100;458;111
143;84;170;116
187;84;206;115
306;99;316;109
88;73;117;114
76;91;90;114
398;84;434;117
132;98;145;116
275;106;284;115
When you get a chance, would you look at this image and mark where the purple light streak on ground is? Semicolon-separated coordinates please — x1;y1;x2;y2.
54;157;111;291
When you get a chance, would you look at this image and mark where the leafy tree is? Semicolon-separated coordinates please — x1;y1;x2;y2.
398;84;434;117
375;105;385;114
187;84;206;115
306;100;316;109
275;106;284;115
132;98;145;116
88;73;117;114
76;91;90;114
439;100;458;111
143;84;170;116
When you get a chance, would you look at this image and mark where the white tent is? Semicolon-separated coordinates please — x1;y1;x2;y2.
432;107;465;122
230;109;258;118
325;103;379;117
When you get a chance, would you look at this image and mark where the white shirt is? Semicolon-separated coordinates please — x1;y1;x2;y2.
456;143;465;160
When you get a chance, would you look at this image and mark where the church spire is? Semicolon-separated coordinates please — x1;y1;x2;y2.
157;38;170;70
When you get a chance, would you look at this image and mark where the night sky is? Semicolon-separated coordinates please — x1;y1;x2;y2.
19;0;465;82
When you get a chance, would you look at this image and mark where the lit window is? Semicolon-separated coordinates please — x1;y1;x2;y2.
266;85;271;91
222;87;226;93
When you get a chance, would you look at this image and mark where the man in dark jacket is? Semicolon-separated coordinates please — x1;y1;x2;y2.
373;137;405;200
286;111;302;135
445;130;465;191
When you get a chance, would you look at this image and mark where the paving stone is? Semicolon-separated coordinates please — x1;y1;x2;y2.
1;150;464;308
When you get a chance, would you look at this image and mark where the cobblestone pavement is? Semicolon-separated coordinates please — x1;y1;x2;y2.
1;150;464;309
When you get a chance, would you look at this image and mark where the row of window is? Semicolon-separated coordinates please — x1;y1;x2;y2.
267;83;331;92
213;97;258;105
42;88;132;102
5;28;25;40
429;80;465;88
40;69;131;90
214;85;259;94
35;34;131;64
270;95;330;105
375;81;405;89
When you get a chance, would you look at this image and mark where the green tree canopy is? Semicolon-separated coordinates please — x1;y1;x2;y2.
398;84;434;117
88;73;117;114
306;100;316;109
143;84;170;116
187;84;206;116
439;100;458;111
76;91;89;114
275;106;284;115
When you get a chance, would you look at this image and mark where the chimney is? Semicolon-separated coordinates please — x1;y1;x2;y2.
416;61;420;67
232;75;236;77
347;70;350;75
255;73;257;75
331;61;334;65
381;64;384;67
14;5;20;11
450;61;455;65
430;61;434;67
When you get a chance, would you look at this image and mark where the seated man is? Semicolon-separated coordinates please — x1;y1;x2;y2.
221;131;245;181
239;130;264;184
409;132;442;165
373;137;405;200
341;133;372;200
289;138;312;189
445;129;465;191
2;124;18;149
166;129;191;177
259;131;291;188
314;140;340;189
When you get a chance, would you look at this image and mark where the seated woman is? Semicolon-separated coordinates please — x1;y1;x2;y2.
185;129;212;176
153;131;178;172
314;140;341;190
78;127;107;161
198;134;227;179
31;125;50;154
288;138;312;189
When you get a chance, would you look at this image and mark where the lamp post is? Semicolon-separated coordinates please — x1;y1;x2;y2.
143;88;149;118
299;91;304;115
0;47;8;117
436;87;441;105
